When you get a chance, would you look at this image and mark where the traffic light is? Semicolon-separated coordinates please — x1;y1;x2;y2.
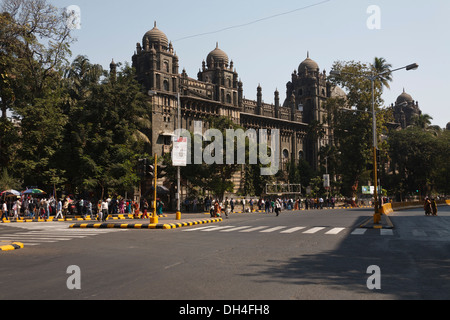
147;164;155;177
157;164;167;178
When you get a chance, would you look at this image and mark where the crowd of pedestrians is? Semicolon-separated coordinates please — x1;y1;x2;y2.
0;195;166;222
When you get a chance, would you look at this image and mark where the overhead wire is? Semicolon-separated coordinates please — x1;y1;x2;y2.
173;0;333;42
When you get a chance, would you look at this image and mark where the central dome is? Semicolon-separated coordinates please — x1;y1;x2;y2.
207;43;229;68
396;89;413;105
143;22;169;49
299;52;319;73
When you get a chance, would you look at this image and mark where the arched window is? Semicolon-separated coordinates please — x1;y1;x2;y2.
163;80;169;91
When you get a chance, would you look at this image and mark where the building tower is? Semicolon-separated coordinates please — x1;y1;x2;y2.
283;52;331;169
132;22;180;156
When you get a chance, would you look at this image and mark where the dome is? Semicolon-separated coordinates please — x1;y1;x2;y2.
396;89;413;105
206;43;229;68
299;52;319;73
446;122;450;131
143;22;169;49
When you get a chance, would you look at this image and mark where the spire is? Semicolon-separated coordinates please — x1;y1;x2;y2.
154;21;157;28
307;51;310;59
216;42;219;49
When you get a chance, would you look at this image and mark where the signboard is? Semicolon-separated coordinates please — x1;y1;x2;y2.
172;137;187;167
361;186;382;195
362;186;371;195
323;174;330;188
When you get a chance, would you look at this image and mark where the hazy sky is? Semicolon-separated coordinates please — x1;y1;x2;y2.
54;0;450;128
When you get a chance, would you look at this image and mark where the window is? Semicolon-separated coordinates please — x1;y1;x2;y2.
163;80;169;91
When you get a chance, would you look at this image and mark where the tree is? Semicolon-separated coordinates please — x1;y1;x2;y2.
1;0;74;189
60;62;151;197
388;127;439;198
327;60;390;197
372;57;393;91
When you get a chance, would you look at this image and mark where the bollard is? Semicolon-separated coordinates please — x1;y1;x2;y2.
176;211;181;220
150;216;158;224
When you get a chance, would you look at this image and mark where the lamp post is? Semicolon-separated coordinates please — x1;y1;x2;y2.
330;63;418;223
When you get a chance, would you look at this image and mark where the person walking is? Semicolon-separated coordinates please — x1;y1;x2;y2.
424;197;432;216
275;199;282;217
100;199;108;222
1;201;8;221
431;198;438;216
223;197;230;219
55;199;63;219
142;199;149;219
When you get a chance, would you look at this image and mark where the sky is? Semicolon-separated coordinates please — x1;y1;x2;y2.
53;0;450;128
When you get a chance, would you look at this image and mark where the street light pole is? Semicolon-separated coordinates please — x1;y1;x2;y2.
177;93;181;219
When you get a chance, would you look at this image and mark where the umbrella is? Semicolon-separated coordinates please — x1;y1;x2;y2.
145;185;170;196
21;189;47;195
1;190;21;198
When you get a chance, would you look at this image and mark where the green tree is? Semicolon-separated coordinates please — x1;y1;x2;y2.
388;127;439;198
372;57;393;91
62;63;151;198
327;60;390;197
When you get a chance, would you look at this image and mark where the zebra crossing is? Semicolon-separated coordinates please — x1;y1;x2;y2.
0;222;127;247
182;224;402;236
183;225;351;235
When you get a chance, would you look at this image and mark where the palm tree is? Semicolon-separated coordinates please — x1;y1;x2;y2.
373;57;393;91
413;113;433;130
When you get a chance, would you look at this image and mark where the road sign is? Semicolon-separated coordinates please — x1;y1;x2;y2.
323;174;330;188
172;137;187;167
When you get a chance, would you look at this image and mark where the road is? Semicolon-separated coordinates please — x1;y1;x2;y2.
1;206;449;301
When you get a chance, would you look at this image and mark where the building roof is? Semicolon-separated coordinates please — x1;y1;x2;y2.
206;43;229;68
299;52;319;73
143;22;169;49
396;89;414;105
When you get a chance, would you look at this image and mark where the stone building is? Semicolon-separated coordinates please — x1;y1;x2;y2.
390;89;422;129
131;23;345;194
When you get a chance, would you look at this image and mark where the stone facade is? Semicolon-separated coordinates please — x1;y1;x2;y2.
131;23;345;193
390;89;422;129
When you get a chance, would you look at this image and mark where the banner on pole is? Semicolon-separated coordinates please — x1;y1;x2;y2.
172;137;188;167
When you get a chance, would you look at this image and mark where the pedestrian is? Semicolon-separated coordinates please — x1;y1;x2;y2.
230;198;235;213
100;199;108;221
55;199;63;219
1;201;8;221
424;197;432;216
156;199;164;216
275;199;282;216
86;199;92;219
224;197;230;219
142;199;149;219
214;200;221;217
431;198;438;216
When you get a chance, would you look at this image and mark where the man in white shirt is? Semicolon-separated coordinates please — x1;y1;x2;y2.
2;202;8;221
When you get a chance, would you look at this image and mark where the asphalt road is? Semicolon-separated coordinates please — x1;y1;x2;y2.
1;205;449;301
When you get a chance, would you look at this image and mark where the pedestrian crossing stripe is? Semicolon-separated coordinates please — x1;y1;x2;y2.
183;225;347;235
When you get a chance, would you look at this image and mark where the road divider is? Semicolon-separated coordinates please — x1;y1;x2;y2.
0;241;24;251
69;218;223;230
